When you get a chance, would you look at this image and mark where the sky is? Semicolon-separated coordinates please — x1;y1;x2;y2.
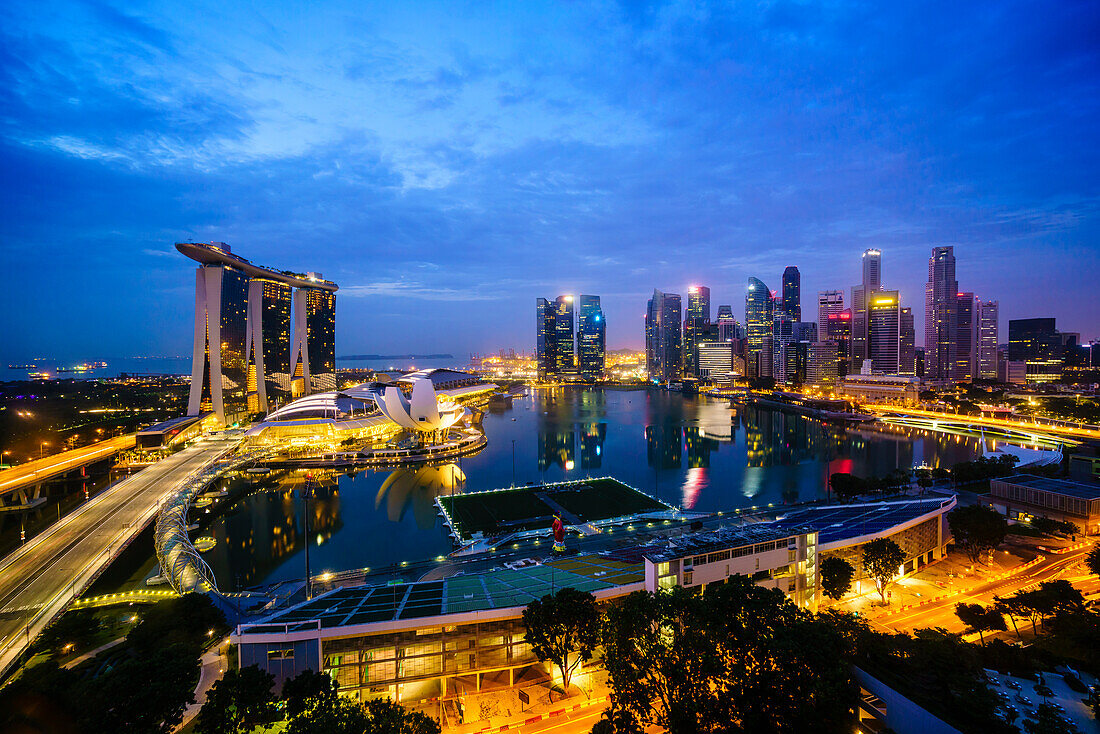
2;0;1098;360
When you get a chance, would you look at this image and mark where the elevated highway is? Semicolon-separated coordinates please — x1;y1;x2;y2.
864;405;1095;446
0;438;238;678
0;435;135;510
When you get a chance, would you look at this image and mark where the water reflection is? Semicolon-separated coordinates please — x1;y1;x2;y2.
376;464;466;529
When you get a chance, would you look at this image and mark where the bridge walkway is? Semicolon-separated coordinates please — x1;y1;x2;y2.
0;435;136;509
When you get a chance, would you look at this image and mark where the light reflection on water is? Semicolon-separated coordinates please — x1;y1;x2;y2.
205;388;995;588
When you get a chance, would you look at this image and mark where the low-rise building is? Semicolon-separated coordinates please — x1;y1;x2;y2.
839;374;921;405
985;474;1100;535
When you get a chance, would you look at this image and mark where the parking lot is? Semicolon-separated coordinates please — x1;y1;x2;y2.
985;668;1097;731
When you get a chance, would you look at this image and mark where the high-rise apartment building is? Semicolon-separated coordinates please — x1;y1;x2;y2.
976;300;999;379
924;246;958;380
646;290;682;382
868;291;901;374
682;286;711;377
577;295;606;380
745;278;774;378
1008;318;1062;383
851;249;882;366
781;267;801;322
178;242;338;425
817;290;844;326
954;292;975;382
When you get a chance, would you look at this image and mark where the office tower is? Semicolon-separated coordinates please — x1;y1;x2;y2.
807;342;838;388
924;246;958;380
716;305;739;342
178;241;338;425
188;263;250;424
817;290;844;326
851;249;883;366
793;322;817;343
246;278;293;413
577;295;606;380
535;298;555;380
683;285;711;377
868;291;901;374
697;342;734;384
745;278;774;377
772;299;796;384
781;266;801;321
646;289;682;382
915;348;925;378
824;309;852;377
554;296;575;374
899;307;915;375
292;287;337;394
976;300;999;379
1008;318;1062;383
955;292;975;382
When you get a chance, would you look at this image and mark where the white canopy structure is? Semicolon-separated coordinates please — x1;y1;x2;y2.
370;379;464;433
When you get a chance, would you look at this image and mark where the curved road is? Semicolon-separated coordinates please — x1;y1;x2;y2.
0;439;235;677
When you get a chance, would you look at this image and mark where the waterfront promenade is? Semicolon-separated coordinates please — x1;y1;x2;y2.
0;438;236;677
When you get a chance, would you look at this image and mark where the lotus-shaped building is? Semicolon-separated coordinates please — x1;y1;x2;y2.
370;378;464;433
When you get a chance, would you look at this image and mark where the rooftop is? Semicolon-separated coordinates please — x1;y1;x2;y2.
993;474;1100;500
770;497;952;545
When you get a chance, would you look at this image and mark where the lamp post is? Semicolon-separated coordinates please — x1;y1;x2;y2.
511;440;516;486
302;474;314;601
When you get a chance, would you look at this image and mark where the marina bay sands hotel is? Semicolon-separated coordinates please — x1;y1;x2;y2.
177;242;337;426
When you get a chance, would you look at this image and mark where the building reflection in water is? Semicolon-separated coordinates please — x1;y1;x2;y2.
209;470;343;589
376;464;466;529
535;388;608;473
580;423;606;469
645;424;682;470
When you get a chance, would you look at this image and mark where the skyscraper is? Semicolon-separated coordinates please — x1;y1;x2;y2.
824;309;852;377
900;307;915;375
976;300;999;379
646;289;682;382
952;292;975;382
716;305;740;342
246;278;293;412
1008;318;1062;383
817;290;844;326
745;277;774;378
535;298;555;380
868;290;901;374
781;266;801;322
851;249;882;366
682;285;711;377
178;241;338;425
554;296;575;375
577;295;606;380
924;246;958;381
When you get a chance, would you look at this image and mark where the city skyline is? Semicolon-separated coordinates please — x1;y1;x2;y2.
3;1;1098;359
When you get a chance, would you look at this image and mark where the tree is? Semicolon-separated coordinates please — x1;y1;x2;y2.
196;665;277;734
829;473;865;500
1023;702;1081;734
38;609;102;656
820;556;856;601
286;696;369;734
914;469;934;495
1087;545;1100;578
861;538;905;604
360;698;441;734
600;579;856;733
89;646;197;734
522;587;601;693
994;597;1024;639
1031;517;1079;537
948;505;1007;564
128;592;225;655
282;668;337;719
953;603;1006;646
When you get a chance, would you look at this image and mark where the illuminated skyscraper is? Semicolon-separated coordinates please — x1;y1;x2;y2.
900;307;916;375
781;266;801;321
851;249;882;366
868;290;901;374
683;285;711;377
824;309;852;377
577;294;606;380
924;246;958;380
954;291;975;382
535;298;555;380
554;296;575;375
716;305;742;341
1009;318;1062;383
247;278;292;412
646;289;682;382
817;290;844;326
745;277;774;378
178;241;338;425
976;300;999;379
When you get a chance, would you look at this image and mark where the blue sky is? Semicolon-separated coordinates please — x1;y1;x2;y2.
2;0;1098;359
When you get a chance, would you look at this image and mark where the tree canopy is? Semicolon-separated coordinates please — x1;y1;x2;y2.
196;665;277;734
861;538;905;603
819;556;855;601
954;603;1006;645
522;587;601;692
948;505;1008;563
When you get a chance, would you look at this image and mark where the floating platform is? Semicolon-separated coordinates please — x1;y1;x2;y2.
436;477;671;545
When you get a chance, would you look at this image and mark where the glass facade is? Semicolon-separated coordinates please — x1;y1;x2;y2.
645;290;682;382
306;289;337;392
781;266;801;322
683;286;710;377
195;265;250;424
576;295;605;380
868;291;900;374
261;280;293;404
553;296;575;375
745;278;773;378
